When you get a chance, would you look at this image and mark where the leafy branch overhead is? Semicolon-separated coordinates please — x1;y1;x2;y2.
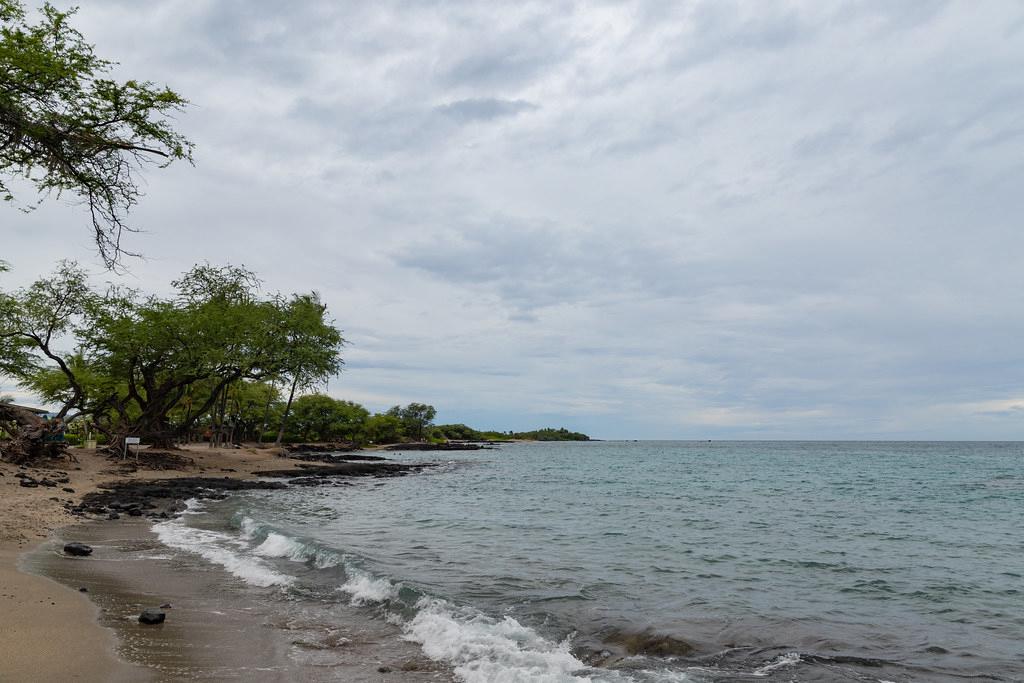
0;0;192;268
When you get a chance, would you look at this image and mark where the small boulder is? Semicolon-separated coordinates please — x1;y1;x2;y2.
63;542;93;557
138;609;166;625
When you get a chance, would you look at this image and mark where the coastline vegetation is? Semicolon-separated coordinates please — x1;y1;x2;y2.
0;261;343;461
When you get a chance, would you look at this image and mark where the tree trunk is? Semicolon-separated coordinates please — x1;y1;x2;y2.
257;383;275;444
274;376;298;446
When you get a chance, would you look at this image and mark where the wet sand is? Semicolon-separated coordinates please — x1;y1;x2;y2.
1;444;445;681
0;541;144;682
31;519;452;681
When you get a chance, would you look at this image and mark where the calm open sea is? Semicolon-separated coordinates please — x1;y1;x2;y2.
154;441;1024;681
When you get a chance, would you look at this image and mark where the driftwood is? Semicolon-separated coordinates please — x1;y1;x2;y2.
0;404;65;463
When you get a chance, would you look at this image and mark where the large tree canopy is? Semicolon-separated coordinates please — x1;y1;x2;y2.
1;0;192;267
0;262;344;460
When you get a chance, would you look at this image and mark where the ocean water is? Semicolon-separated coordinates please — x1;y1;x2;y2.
153;441;1024;681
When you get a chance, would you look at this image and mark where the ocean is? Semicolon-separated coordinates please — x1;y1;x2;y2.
151;441;1024;681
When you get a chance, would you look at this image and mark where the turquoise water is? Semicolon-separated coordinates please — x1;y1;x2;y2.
160;441;1024;681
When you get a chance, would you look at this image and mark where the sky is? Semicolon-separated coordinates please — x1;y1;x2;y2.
3;1;1024;439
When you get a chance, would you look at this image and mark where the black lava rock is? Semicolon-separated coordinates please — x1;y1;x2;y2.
63;542;93;557
138;609;166;625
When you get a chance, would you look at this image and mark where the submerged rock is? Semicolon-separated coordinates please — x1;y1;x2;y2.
63;542;93;557
138;609;166;625
603;629;694;657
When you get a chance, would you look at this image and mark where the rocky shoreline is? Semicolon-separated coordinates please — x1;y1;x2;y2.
0;443;444;681
67;459;434;523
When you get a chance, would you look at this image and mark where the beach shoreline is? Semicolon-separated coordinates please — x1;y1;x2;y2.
0;443;433;681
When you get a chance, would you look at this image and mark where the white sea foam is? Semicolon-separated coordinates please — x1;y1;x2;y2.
239;515;262;540
752;652;800;676
403;596;592;683
339;570;400;605
152;505;294;588
254;532;308;560
240;517;342;568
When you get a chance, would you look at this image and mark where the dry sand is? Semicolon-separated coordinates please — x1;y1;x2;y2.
0;444;303;682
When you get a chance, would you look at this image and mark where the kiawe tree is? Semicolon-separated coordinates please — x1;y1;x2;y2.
386;402;437;442
1;0;192;268
0;261;93;460
273;294;346;446
0;263;345;461
288;394;368;443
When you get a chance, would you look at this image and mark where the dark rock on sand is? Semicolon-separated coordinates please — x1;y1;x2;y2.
289;451;387;463
74;461;430;524
285;442;359;454
255;461;429;479
138;609;166;625
63;542;93;557
384;442;489;451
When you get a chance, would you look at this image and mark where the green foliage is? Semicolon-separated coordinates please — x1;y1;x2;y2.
433;423;483;440
514;427;590;441
385;402;436;441
289;393;368;442
278;293;346;390
431;423;590;442
0;260;93;415
363;413;403;444
0;261;345;446
0;1;193;267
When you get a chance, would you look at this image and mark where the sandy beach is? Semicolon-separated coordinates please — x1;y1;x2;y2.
0;444;352;681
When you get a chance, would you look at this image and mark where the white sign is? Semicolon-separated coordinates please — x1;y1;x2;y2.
124;437;141;445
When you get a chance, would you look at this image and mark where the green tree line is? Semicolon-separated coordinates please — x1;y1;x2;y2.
0;261;343;459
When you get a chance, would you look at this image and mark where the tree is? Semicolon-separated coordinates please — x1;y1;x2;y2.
1;1;192;268
289;394;368;442
363;413;403;444
273;294;346;445
0;261;92;460
386;402;436;441
0;262;345;460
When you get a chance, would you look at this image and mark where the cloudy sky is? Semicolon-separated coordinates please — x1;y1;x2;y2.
3;1;1024;439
